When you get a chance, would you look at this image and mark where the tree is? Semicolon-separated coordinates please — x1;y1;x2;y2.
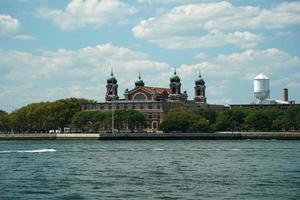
215;109;247;131
126;110;147;132
189;118;210;132
159;108;191;133
0;109;9;132
160;108;214;133
8;98;95;132
193;108;217;125
245;110;272;131
70;110;147;133
282;105;300;131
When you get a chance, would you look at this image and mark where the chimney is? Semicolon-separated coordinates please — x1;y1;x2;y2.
283;88;288;102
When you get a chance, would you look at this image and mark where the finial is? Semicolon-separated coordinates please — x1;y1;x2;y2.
174;67;177;75
199;69;201;78
138;72;141;79
110;68;113;76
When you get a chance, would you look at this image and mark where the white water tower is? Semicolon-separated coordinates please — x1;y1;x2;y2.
254;73;270;104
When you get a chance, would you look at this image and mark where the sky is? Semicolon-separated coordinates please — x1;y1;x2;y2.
0;0;300;112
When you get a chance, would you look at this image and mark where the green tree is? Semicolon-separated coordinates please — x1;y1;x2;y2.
189;118;210;132
8;98;95;132
215;109;247;131
160;108;213;133
0;109;10;132
126;110;147;132
193;108;217;125
71;110;147;133
245;110;272;131
282;105;300;131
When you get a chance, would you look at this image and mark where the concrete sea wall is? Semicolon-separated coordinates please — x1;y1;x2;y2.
0;132;300;140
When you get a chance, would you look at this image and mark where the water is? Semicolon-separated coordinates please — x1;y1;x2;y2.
0;140;299;200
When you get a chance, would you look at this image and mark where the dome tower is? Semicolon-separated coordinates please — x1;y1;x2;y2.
168;68;187;102
194;71;207;104
105;69;119;101
135;72;145;87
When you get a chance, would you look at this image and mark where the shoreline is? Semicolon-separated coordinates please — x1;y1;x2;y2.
0;132;300;140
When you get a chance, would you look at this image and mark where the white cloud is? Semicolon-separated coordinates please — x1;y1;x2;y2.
0;43;172;111
181;48;300;78
0;14;35;40
136;0;221;5
37;0;137;30
194;52;208;60
132;1;300;49
0;14;20;37
287;82;300;89
13;34;35;40
177;48;300;101
1;45;299;110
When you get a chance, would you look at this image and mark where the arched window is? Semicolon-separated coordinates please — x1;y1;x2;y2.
134;93;147;101
152;121;158;129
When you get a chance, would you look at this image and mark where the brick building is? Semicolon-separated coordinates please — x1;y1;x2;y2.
82;70;224;131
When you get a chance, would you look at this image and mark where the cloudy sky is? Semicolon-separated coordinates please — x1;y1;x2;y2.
0;0;300;111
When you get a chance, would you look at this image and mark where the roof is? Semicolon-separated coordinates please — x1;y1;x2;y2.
143;86;171;94
254;73;269;80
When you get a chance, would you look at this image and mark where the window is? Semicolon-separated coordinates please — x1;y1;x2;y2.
172;87;176;94
134;93;147;101
152;121;158;129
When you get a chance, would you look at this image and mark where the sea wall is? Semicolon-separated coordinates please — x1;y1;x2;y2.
56;133;99;140
0;132;300;140
0;133;56;140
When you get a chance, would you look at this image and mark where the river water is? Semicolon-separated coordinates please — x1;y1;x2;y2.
0;140;299;199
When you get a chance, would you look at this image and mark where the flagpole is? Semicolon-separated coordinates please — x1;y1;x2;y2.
112;100;114;134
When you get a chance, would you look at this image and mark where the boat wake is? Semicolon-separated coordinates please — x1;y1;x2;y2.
0;148;56;153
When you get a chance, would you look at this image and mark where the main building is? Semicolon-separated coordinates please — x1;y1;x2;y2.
82;70;224;131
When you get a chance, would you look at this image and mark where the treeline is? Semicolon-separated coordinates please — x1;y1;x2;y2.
0;98;147;133
71;110;147;133
1;99;300;133
0;98;95;132
160;106;300;133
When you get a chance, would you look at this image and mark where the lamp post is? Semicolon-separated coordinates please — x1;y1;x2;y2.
112;100;114;134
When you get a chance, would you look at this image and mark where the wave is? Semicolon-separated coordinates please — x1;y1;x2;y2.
0;148;56;153
126;148;242;152
151;148;167;151
189;148;241;151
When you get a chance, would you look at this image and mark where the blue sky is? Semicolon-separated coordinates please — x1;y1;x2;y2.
0;0;300;112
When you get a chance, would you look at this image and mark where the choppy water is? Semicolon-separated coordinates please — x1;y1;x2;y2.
0;140;299;200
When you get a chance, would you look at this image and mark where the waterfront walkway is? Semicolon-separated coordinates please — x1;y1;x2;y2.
0;132;300;140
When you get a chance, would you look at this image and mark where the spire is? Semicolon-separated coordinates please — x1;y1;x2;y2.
195;71;205;85
170;67;180;82
107;68;117;84
135;72;145;87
